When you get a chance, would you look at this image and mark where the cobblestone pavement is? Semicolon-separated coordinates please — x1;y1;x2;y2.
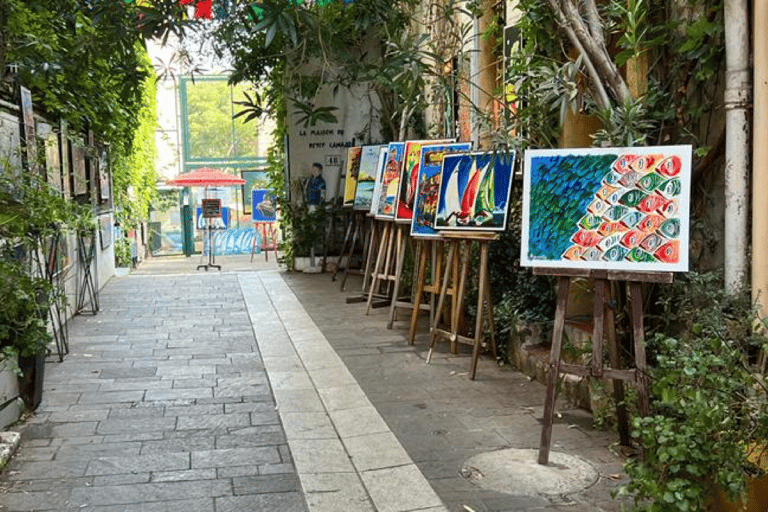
1;260;632;512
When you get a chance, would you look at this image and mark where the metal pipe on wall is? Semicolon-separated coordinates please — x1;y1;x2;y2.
723;0;751;292
753;0;768;312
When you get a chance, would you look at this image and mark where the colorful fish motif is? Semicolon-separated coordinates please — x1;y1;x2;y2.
639;233;664;253
659;218;680;239
637;193;670;214
579;213;603;230
620;229;645;248
588;199;609;216
603;171;622;186
597;184;618;201
626;247;656;263
598;233;623;252
637;172;665;192
637;214;665;233
630;154;663;174
657;178;681;198
658;199;678;218
620;211;644;229
562;246;585;260
618;170;642;188
654;240;680;263
612;154;640;174
603;245;629;262
656;155;682;177
598;221;629;237
572;229;602;247
580;247;602;261
618;189;647;208
603;205;629;222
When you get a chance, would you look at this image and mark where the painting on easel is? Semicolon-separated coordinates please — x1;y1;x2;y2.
435;151;515;231
343;146;362;207
520;146;692;272
411;142;472;238
369;146;388;216
375;142;405;218
353;145;383;211
395;140;453;223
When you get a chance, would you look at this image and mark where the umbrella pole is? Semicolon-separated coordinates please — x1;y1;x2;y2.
197;185;221;271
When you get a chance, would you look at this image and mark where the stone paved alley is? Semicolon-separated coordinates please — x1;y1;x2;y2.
0;257;630;511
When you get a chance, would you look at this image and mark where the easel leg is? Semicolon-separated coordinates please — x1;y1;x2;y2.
452;241;471;354
538;276;571;465
366;222;390;314
427;241;456;363
408;240;428;344
333;212;355;281
361;220;378;293
484;265;497;361
629;282;650;416
591;280;606;378
470;241;490;380
387;226;408;329
262;224;269;262
606;282;631;446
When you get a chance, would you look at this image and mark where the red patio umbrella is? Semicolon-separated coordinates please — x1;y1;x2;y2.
167;168;246;270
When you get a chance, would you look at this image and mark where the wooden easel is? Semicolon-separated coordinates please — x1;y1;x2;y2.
365;219;406;313
407;238;455;344
535;268;672;465
386;221;421;328
333;210;366;287
427;231;498;380
251;222;278;262
345;218;388;306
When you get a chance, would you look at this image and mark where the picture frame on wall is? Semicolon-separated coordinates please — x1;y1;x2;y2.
72;140;87;196
520;145;692;272
241;170;269;215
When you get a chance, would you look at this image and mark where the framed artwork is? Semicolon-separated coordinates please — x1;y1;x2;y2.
72;141;87;196
520;146;691;272
411;142;472;238
97;150;111;202
375;142;405;218
369;146;388;216
343;147;362;207
252;189;277;222
435;150;515;231
395;139;454;223
352;145;382;211
20;86;38;174
99;216;112;250
241;170;269;214
38;122;62;193
60;120;71;198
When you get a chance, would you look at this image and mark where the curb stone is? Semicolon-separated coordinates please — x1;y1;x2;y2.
0;431;20;469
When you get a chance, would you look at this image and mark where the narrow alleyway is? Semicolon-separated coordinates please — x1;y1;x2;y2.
1;259;630;511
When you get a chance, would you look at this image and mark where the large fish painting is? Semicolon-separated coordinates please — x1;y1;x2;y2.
411;142;472;238
395;139;454;223
353;145;385;211
375;142;406;218
520;146;691;272
343;147;362;207
434;151;515;231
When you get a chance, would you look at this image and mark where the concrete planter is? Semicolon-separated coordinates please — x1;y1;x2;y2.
0;366;22;429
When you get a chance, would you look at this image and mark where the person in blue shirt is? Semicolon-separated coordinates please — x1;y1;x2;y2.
305;162;326;207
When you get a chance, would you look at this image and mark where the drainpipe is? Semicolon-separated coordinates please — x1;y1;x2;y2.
754;0;768;313
723;0;751;292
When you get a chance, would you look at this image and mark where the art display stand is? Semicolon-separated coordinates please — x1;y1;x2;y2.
534;268;673;465
407;238;456;344
76;231;99;316
364;219;403;313
426;231;498;380
385;221;420;329
251;222;278;262
333;210;367;288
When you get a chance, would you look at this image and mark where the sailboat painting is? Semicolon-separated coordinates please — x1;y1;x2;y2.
375;142;406;218
343;147;362;207
520;146;692;272
411;142;472;238
369;146;389;216
435;151;515;231
353;145;385;211
395;139;454;223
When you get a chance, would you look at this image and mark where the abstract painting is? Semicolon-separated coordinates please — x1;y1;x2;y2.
375;142;405;218
252;189;277;222
353;145;383;211
435;151;515;231
520;146;691;272
369;146;388;216
395;139;453;223
411;142;472;238
343;146;362;207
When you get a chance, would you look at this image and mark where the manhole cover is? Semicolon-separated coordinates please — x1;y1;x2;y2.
460;448;599;496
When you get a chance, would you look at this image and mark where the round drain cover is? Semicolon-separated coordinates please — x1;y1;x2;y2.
460;448;599;496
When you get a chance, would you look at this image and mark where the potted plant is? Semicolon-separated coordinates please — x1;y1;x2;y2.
617;273;768;511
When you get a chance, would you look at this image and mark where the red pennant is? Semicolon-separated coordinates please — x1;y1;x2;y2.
195;0;213;18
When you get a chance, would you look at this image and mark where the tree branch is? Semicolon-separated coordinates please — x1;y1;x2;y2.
583;0;606;49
